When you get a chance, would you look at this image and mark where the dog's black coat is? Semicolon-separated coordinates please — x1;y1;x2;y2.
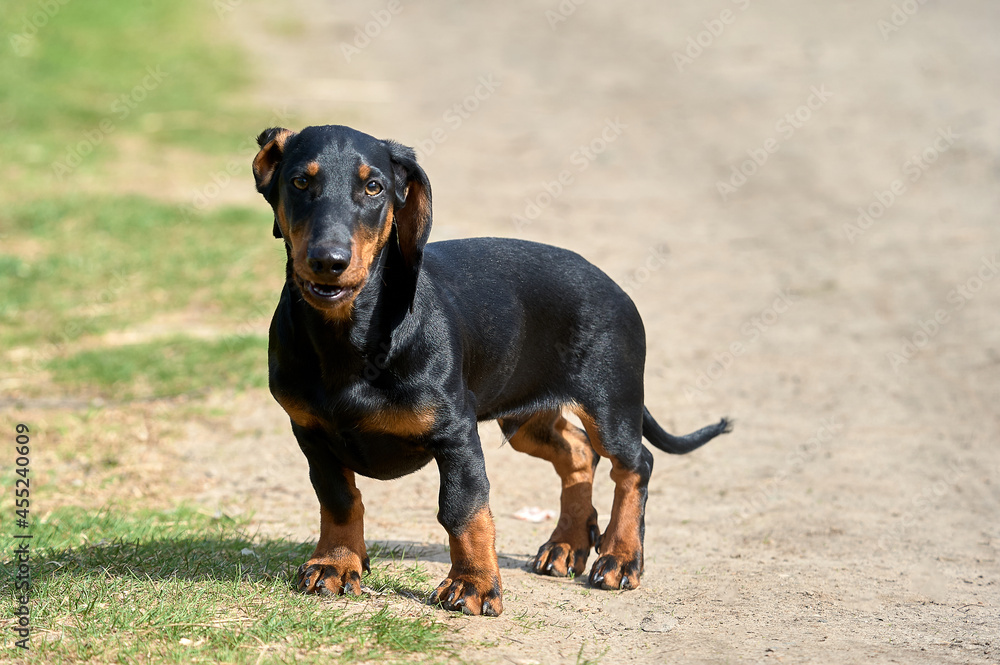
254;124;730;616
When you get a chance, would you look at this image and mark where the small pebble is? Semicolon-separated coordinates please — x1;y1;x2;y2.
640;615;678;633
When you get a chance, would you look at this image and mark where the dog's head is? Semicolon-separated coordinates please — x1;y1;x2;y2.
252;125;432;318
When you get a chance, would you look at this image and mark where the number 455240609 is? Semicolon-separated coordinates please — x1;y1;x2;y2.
15;424;30;525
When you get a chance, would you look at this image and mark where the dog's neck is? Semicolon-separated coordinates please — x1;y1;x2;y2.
285;236;416;375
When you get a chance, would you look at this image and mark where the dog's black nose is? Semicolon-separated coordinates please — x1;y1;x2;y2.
307;245;351;275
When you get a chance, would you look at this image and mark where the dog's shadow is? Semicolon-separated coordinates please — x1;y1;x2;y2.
367;539;533;572
34;533;536;597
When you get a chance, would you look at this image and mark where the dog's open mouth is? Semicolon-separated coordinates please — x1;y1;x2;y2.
292;267;365;312
305;280;351;302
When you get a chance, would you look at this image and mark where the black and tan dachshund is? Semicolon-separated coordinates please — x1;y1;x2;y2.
252;124;731;617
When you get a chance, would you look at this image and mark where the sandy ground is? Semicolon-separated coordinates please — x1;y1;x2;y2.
177;1;999;662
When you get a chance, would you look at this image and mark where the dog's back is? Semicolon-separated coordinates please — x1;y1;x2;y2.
420;237;645;420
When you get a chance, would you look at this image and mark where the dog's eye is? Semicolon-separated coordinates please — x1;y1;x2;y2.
364;180;383;196
292;176;309;190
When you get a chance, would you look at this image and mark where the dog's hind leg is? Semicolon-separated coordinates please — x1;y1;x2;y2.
499;410;601;578
568;403;652;591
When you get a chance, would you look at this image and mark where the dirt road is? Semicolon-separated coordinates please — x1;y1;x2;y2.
185;1;1000;662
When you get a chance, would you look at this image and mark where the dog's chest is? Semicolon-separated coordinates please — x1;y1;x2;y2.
272;380;437;479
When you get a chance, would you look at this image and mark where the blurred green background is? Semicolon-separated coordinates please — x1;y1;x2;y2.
0;0;290;400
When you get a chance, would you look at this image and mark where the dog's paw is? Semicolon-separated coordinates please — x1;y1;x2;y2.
531;542;581;577
588;552;642;590
297;550;370;596
530;518;600;577
429;574;503;616
530;539;590;578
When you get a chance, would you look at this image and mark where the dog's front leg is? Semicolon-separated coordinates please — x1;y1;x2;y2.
428;427;503;616
294;429;369;596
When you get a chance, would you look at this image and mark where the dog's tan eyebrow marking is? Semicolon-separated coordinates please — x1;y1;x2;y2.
305;161;320;176
358;163;371;180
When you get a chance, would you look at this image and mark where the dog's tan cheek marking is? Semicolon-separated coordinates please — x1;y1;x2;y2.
358;405;434;438
340;204;394;287
277;201;294;242
308;200;389;323
285;205;313;276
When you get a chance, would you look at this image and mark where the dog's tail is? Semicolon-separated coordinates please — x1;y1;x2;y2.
642;408;732;454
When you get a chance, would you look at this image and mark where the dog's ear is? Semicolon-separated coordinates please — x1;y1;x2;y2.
384;140;432;276
253;127;296;238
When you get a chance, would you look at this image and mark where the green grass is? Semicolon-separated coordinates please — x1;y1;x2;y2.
575;641;610;665
0;0;258;186
0;0;290;399
46;335;268;399
0;195;281;352
2;505;451;664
